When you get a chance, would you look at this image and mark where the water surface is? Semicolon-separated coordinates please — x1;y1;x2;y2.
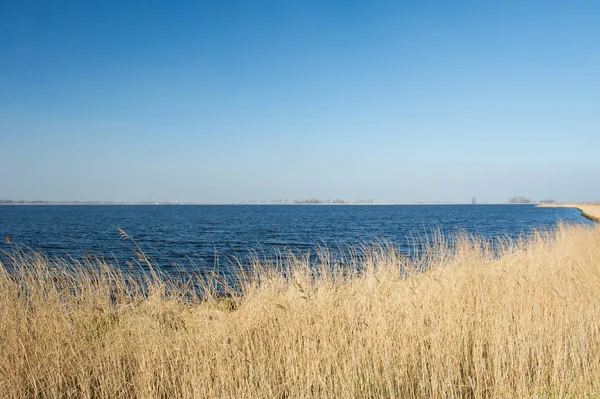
0;204;591;274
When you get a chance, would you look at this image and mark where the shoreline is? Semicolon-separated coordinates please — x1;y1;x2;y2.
536;203;600;223
1;202;543;206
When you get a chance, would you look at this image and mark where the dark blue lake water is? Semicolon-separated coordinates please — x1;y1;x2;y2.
0;205;592;274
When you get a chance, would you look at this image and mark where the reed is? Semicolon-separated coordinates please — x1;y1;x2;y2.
1;222;600;398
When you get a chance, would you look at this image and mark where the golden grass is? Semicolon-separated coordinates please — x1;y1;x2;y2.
2;223;600;398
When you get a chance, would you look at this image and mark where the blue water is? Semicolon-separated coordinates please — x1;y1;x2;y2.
0;205;592;274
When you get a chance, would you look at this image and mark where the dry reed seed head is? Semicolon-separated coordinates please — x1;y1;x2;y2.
294;281;305;293
5;235;13;244
117;228;129;240
135;250;147;262
275;303;287;311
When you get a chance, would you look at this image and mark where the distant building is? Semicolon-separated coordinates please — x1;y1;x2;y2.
539;199;556;204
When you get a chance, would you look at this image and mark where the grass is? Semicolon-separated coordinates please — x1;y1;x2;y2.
2;222;600;398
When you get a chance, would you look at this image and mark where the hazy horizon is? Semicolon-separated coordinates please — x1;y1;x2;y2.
2;1;599;204
0;198;575;205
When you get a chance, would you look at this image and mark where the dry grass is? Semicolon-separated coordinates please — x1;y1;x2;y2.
2;223;600;398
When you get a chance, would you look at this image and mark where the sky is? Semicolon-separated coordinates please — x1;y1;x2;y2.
1;1;599;203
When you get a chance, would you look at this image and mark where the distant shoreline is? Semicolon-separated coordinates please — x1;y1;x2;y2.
0;202;543;206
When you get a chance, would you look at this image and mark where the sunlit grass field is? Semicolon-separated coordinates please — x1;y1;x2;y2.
2;213;600;398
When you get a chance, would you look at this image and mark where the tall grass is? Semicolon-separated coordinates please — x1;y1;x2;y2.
2;222;600;398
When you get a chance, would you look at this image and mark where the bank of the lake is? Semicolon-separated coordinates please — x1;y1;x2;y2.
537;203;600;222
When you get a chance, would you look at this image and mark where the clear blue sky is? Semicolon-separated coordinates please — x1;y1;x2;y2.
1;1;599;203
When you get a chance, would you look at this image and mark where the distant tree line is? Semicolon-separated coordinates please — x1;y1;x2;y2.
239;199;375;204
0;199;48;204
508;196;532;204
294;199;347;204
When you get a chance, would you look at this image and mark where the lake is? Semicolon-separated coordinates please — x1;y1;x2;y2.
0;204;592;275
